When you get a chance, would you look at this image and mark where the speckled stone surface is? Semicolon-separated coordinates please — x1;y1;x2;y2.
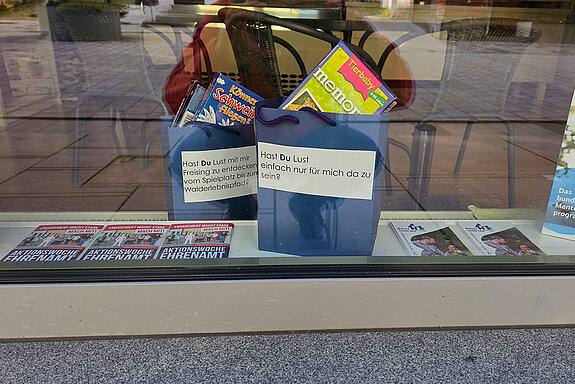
0;327;574;383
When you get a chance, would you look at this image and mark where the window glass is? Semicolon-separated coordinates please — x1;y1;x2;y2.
1;0;575;275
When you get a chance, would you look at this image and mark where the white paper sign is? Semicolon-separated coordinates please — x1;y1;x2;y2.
258;142;376;200
181;146;257;203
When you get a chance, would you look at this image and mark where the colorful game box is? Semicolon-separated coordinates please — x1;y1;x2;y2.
280;41;397;114
194;73;262;126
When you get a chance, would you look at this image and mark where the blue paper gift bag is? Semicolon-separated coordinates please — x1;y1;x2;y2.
255;97;388;256
162;120;258;220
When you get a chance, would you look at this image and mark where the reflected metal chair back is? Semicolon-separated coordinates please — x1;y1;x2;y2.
428;18;541;120
75;38;166;103
218;9;284;99
216;8;379;99
424;18;541;207
72;34;170;182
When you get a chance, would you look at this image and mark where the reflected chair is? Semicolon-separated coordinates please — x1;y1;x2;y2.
141;24;205;166
217;7;381;99
72;34;171;182
419;18;541;207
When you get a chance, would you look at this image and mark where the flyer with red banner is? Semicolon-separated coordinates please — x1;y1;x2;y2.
79;224;170;261
2;225;104;262
156;223;234;260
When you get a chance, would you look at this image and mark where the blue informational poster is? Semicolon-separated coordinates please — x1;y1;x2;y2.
542;91;575;240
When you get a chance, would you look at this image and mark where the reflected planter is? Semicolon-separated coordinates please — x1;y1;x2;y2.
57;7;121;41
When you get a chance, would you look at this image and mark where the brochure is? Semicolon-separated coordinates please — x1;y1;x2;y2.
193;73;262;126
280;41;397;114
457;221;545;256
156;223;233;259
2;225;103;262
389;221;473;256
172;81;207;128
79;224;170;261
542;90;575;240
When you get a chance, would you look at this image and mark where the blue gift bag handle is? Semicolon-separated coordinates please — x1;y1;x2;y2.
255;100;337;127
181;121;241;137
255;100;384;170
